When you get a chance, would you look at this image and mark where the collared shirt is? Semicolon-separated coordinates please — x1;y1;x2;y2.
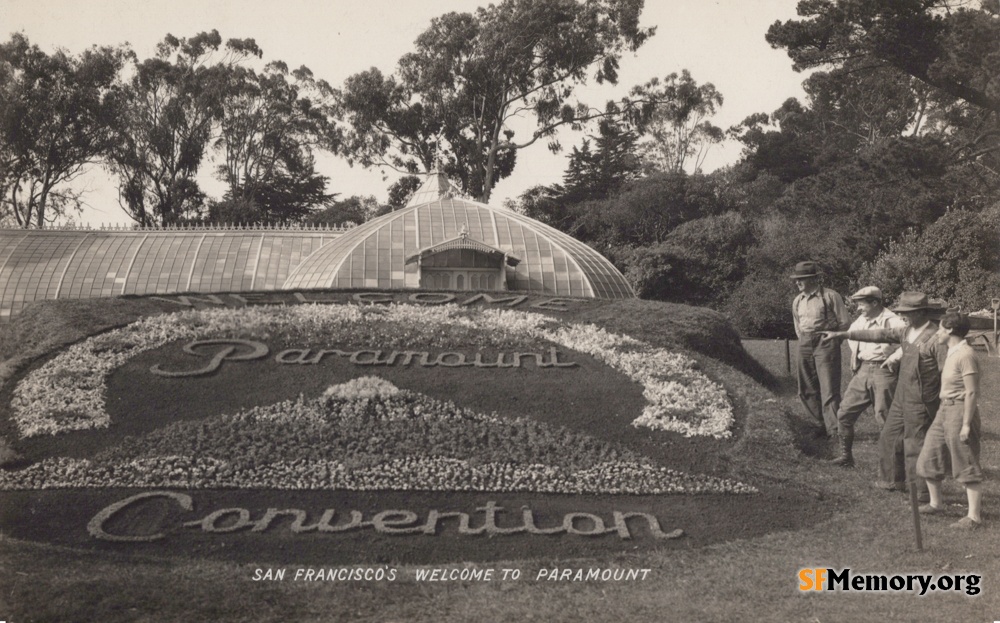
792;286;851;337
940;341;978;401
848;307;906;364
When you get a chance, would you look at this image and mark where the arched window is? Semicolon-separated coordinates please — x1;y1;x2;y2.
456;274;465;290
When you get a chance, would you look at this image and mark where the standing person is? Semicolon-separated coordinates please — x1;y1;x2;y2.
828;286;906;467
821;292;946;500
790;261;851;437
916;312;984;529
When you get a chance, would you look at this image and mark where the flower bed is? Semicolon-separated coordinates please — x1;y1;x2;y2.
0;377;754;494
3;303;751;495
12;303;735;439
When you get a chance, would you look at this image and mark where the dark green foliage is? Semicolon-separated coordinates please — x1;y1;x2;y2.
624;212;755;306
105;31;340;226
766;0;1000;116
206;196;262;225
304;195;383;227
559;122;642;203
509;122;641;230
387;175;422;208
857;207;1000;311
723;273;800;340
207;154;337;225
571;171;725;250
215;60;340;217
771;137;957;252
764;0;1000;180
719;213;861;338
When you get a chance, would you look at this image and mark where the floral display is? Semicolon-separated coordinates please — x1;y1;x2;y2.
0;378;755;494
3;302;748;495
12;303;735;439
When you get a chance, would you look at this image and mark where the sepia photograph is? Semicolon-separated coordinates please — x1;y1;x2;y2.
1;0;998;621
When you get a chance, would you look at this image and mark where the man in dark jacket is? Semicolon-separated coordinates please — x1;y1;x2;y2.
821;291;946;500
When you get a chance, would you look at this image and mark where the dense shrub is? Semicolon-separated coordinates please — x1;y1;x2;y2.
856;206;1000;311
622;212;755;306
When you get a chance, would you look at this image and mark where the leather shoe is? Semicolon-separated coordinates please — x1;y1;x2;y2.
949;516;981;530
918;503;944;515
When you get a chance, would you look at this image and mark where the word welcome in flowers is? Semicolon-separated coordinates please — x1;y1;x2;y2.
88;491;684;542
150;291;584;312
149;339;578;378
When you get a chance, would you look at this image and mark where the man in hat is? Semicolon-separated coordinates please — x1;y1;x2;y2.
790;261;852;437
821;291;947;499
827;286;906;467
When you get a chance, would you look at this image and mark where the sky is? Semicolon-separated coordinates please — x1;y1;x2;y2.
1;0;809;226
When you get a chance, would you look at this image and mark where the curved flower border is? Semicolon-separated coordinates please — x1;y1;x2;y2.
11;303;734;439
1;378;754;494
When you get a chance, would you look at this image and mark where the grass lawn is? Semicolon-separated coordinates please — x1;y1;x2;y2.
1;293;998;622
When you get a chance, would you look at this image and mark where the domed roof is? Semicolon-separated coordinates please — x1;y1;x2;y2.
283;175;635;299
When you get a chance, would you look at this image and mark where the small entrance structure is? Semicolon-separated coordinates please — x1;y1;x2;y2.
407;225;520;291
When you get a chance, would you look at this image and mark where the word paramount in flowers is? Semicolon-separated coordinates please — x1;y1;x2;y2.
150;339;578;378
89;491;684;542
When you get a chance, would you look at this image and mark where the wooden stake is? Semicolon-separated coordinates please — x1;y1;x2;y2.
909;480;923;551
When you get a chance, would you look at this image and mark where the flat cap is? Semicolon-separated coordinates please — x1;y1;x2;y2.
850;286;882;301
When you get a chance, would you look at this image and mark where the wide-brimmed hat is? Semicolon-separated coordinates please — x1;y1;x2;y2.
789;261;821;279
851;286;883;301
891;291;941;312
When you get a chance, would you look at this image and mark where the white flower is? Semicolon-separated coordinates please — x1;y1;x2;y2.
323;377;400;400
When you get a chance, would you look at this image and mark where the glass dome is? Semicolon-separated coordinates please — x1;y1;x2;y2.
283;174;635;299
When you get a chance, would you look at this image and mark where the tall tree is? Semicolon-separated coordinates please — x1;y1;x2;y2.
207;152;336;225
0;34;126;228
106;31;257;225
559;121;641;202
215;61;339;207
730;62;931;182
337;0;655;202
766;0;1000;170
635;70;724;174
506;121;639;230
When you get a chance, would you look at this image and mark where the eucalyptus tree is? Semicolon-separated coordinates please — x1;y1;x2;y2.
105;31;261;225
214;60;340;222
0;33;126;228
634;70;724;174
337;0;655;202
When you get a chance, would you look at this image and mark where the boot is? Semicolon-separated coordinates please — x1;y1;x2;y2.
828;432;854;468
